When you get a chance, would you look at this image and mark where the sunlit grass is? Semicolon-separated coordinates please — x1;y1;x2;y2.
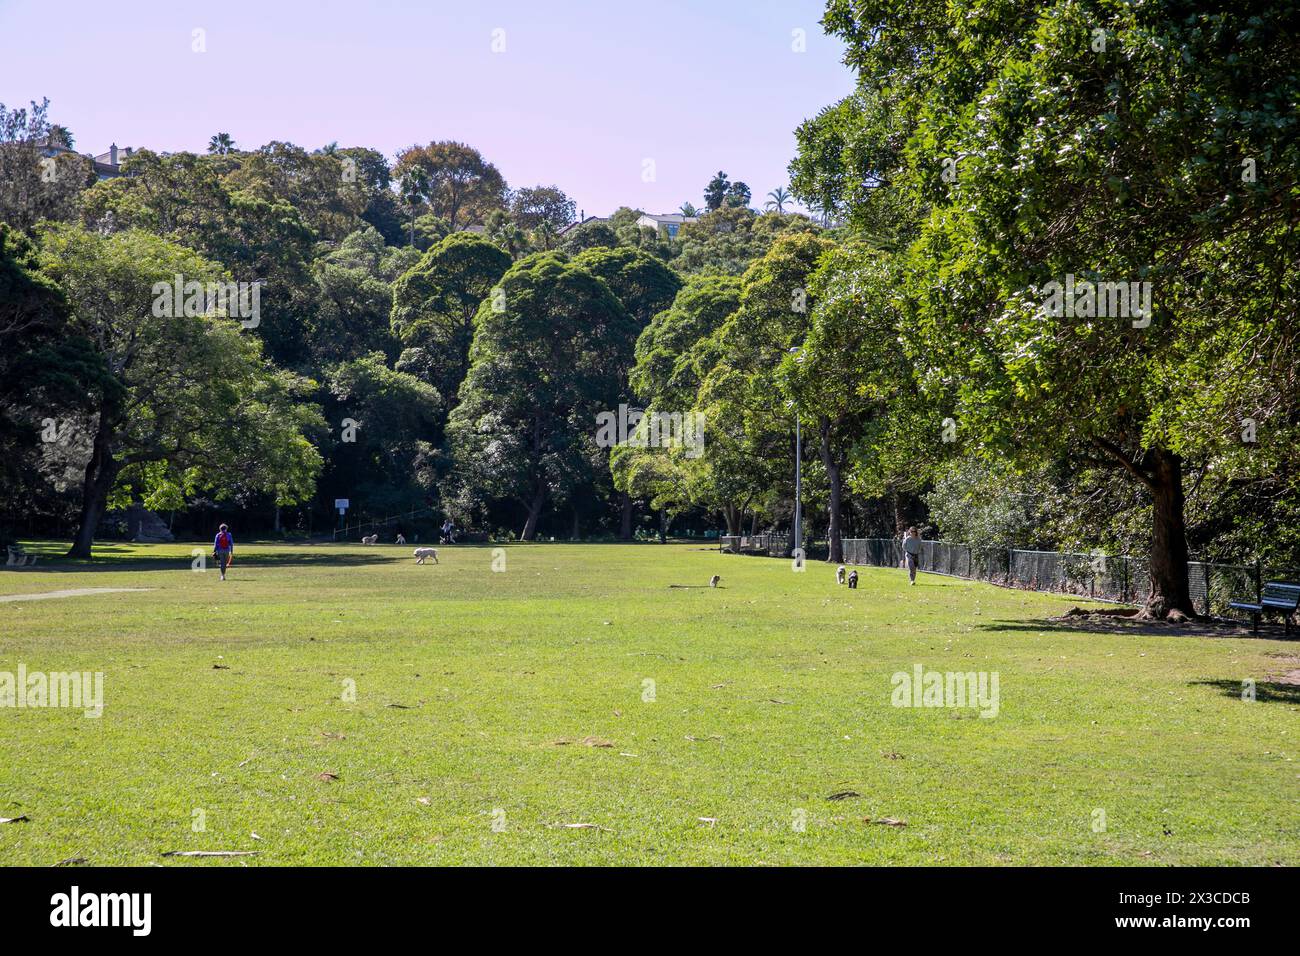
1;541;1296;865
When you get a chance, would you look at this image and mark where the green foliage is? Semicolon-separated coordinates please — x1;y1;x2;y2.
393;141;508;231
389;232;512;407
446;253;635;538
0;98;93;232
673;206;820;276
509;185;576;231
36;223;323;554
630;274;742;409
320;352;441;512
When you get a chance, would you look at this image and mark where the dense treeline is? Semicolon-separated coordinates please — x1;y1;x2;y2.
2;0;1297;620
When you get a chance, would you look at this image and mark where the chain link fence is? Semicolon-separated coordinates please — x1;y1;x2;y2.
730;535;1267;615
721;533;790;557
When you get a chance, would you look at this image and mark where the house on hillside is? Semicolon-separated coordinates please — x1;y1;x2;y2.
557;214;609;237
636;212;697;238
40;142;137;180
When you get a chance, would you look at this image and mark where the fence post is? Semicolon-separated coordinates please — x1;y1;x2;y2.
1254;561;1262;603
1122;558;1129;605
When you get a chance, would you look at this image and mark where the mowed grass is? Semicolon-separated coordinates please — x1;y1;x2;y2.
1;540;1296;866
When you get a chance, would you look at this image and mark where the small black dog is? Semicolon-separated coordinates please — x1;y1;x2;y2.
847;569;858;589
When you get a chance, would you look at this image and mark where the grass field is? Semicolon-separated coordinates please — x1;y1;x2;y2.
1;540;1296;866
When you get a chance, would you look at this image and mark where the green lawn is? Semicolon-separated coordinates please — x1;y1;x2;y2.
1;541;1296;866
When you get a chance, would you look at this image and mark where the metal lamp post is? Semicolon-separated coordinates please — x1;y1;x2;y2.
788;347;805;559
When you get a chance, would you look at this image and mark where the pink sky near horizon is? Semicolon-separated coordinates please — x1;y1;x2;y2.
1;0;855;218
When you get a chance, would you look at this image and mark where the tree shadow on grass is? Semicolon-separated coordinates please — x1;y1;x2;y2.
5;543;400;573
970;617;1291;641
1192;678;1300;705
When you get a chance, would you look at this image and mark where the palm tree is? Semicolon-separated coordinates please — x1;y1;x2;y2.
765;187;790;214
679;202;699;218
47;125;75;150
398;166;430;246
207;132;235;155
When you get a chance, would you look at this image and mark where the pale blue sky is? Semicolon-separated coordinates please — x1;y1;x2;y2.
0;0;854;217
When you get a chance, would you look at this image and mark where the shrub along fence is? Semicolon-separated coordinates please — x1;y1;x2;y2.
725;535;1267;616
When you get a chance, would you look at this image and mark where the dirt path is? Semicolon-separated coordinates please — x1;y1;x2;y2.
0;587;156;603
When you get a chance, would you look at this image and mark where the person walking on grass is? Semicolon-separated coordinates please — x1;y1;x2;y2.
902;526;922;586
213;523;235;581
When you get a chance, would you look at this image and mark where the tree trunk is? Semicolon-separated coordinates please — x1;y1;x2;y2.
818;418;844;564
619;491;633;541
658;510;669;544
1144;448;1195;618
723;503;741;536
893;491;906;537
750;511;759;536
520;488;546;541
67;414;119;559
571;507;580;541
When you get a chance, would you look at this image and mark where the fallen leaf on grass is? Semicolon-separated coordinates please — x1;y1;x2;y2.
864;817;907;827
416;797;431;805
698;817;717;827
0;816;29;824
53;857;87;866
386;703;413;709
317;772;339;782
321;732;346;740
685;734;724;742
882;752;906;760
561;823;613;832
211;664;230;670
767;698;790;705
161;850;258;858
581;736;614;748
826;791;860;801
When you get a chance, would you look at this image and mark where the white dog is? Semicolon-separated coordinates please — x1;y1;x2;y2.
413;547;438;565
396;533;406;545
361;534;379;545
836;565;846;585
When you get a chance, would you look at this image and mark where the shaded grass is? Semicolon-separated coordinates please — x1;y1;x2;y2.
1;541;1296;866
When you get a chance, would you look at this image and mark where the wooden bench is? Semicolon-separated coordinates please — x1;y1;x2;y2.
1230;581;1300;635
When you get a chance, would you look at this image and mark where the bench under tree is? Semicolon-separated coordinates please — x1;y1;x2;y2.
1229;581;1300;636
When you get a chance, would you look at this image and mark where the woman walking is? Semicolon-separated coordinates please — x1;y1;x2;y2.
213;523;235;581
902;526;922;586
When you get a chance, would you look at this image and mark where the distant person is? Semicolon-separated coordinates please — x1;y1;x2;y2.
902;526;922;586
213;524;235;581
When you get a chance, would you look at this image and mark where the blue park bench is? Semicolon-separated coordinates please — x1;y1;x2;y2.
1229;581;1300;636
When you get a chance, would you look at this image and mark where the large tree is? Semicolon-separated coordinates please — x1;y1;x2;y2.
807;0;1300;617
508;185;577;232
0;98;91;233
446;253;635;540
693;233;837;544
0;224;112;544
393;141;508;231
37;224;323;557
390;232;512;407
80;149;318;367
